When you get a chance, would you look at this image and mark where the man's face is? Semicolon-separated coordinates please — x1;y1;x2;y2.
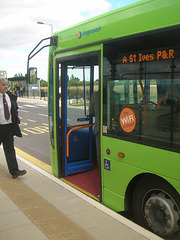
0;80;7;94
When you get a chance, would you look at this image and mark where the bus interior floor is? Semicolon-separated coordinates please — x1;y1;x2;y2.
65;168;100;196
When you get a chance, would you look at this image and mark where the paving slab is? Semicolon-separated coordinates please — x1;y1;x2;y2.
0;147;164;240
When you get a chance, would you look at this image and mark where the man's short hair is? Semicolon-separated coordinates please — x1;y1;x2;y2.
0;78;7;84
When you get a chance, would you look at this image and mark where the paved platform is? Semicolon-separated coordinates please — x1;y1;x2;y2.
0;146;163;240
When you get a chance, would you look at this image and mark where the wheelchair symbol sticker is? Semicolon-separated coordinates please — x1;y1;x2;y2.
104;159;111;171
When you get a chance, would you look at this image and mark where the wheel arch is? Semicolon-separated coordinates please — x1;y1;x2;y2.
124;173;180;213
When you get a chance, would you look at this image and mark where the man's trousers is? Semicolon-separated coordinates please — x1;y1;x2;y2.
0;124;19;175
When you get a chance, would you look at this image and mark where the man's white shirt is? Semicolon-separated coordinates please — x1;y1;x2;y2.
0;93;12;124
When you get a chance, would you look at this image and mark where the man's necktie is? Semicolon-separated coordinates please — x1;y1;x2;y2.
3;94;10;120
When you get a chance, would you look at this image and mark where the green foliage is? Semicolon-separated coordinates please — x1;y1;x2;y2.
14;73;24;77
40;79;48;87
68;74;80;86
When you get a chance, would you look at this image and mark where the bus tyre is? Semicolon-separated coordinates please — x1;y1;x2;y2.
132;175;180;239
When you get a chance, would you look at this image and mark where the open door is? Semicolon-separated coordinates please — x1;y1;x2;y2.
57;52;100;189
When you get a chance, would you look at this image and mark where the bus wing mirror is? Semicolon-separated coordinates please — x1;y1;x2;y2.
27;67;37;84
26;36;57;87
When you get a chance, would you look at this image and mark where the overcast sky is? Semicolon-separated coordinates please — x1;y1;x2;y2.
0;0;139;81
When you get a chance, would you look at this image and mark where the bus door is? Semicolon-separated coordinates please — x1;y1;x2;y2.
58;54;100;177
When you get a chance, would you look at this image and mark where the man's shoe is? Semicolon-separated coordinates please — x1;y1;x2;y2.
12;170;27;179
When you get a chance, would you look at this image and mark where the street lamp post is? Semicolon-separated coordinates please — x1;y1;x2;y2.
37;21;53;34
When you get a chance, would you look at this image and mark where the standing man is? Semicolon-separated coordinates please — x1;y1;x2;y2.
0;78;26;178
89;90;100;168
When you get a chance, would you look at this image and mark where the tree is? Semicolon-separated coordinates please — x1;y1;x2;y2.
14;73;24;77
70;74;80;82
68;74;81;86
40;79;48;87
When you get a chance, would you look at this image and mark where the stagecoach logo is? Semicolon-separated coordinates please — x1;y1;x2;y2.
77;26;101;39
120;108;136;133
78;31;82;39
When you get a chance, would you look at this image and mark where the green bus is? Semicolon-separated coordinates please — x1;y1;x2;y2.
28;0;180;238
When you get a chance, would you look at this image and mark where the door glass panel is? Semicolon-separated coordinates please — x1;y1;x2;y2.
57;53;100;177
49;56;55;148
67;66;91;125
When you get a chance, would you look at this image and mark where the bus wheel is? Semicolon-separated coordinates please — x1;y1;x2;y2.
132;175;180;239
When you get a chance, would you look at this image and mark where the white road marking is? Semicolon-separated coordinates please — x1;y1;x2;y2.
39;114;48;117
23;104;38;108
19;109;28;113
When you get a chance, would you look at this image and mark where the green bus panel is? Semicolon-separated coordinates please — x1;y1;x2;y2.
50;0;180;55
101;136;180;211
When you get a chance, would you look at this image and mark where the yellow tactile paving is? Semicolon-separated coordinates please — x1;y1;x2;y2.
15;147;52;174
0;164;94;240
